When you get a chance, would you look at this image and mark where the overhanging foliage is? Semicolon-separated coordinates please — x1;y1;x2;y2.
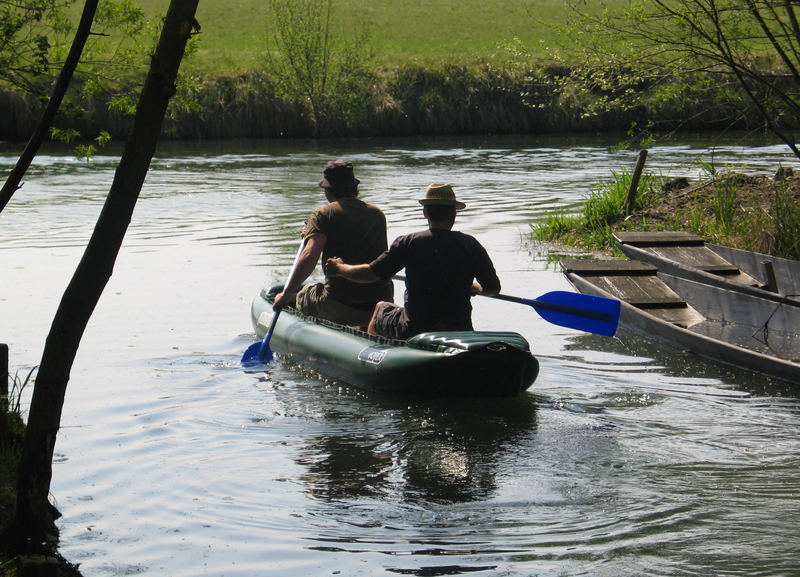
559;0;800;159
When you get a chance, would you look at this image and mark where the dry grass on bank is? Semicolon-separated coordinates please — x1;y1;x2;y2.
627;170;800;258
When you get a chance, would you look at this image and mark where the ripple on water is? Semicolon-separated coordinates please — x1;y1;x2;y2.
3;137;797;577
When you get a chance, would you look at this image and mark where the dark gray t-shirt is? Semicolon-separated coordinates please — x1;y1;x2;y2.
369;228;500;332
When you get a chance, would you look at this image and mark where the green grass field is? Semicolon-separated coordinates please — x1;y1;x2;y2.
133;0;598;73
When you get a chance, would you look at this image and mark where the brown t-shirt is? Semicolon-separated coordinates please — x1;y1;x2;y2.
303;197;393;305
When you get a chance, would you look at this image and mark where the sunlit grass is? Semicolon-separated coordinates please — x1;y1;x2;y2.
770;182;800;259
126;0;625;73
712;178;737;232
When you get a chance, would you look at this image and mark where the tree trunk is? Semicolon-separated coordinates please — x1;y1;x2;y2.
0;0;99;214
10;0;200;551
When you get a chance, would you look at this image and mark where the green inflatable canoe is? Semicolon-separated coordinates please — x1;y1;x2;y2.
250;285;539;397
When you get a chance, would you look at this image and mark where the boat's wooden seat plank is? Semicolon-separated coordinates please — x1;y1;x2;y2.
649;246;741;275
614;231;761;285
614;231;704;246
603;276;685;307
561;259;705;326
560;259;656;275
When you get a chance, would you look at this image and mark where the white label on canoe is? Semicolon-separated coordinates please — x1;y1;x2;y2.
358;346;388;365
257;311;273;331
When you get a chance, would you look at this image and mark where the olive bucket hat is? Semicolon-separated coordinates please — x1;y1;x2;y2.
319;160;360;189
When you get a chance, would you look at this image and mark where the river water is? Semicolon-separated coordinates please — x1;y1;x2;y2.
2;134;799;577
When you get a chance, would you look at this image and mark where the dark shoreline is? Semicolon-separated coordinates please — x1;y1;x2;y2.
0;66;764;143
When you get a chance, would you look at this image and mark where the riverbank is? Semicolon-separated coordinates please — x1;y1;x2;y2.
0;353;81;576
532;166;800;261
1;434;82;575
626;170;800;258
0;65;765;142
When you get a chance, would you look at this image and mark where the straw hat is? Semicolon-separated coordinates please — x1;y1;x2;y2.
418;183;466;210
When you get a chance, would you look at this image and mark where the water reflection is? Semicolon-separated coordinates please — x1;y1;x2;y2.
398;397;537;504
292;391;538;505
275;384;541;576
297;433;393;501
563;329;799;398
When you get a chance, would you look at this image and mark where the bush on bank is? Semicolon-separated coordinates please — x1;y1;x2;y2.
0;63;774;142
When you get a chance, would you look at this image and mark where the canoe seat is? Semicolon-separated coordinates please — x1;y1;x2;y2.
561;259;701;324
560;259;657;275
614;232;764;286
613;231;704;246
698;264;741;275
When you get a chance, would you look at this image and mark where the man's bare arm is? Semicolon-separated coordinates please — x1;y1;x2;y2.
272;234;327;309
324;257;380;283
472;280;500;297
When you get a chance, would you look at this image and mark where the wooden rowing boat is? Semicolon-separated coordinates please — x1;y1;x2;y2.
249;284;539;397
613;231;800;305
560;259;800;384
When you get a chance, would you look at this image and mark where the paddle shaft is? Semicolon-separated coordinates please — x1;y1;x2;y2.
488;293;614;322
390;274;619;335
242;239;306;365
266;239;308;337
262;302;282;346
393;274;609;321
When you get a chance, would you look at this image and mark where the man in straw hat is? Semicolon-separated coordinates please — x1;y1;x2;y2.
324;183;500;339
273;160;393;326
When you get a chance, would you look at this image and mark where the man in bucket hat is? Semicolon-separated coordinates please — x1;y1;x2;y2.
324;183;500;339
272;160;393;326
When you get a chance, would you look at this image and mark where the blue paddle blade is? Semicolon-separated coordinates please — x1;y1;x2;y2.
526;291;620;336
242;307;284;368
259;342;274;363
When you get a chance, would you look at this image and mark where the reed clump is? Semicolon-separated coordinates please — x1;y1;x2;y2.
1;365;33;520
531;168;663;252
1;365;31;566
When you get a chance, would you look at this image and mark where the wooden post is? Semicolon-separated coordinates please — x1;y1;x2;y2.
624;149;649;216
762;260;779;293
